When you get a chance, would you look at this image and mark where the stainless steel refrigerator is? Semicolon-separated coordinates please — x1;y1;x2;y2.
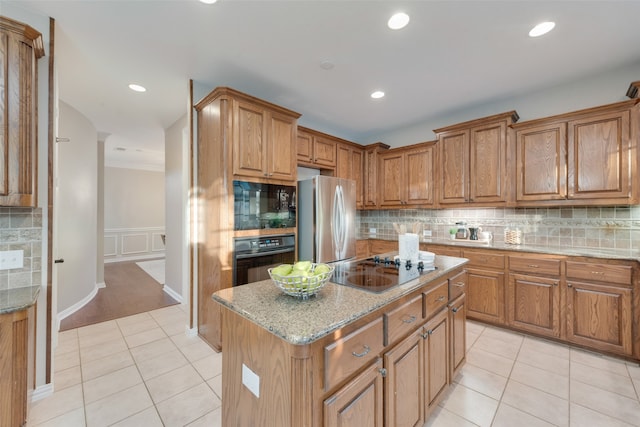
298;175;356;263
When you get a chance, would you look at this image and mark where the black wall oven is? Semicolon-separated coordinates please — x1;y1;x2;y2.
233;234;296;286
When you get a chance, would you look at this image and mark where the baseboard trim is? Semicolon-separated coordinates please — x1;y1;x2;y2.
104;253;165;264
56;283;101;329
31;383;54;402
163;284;182;303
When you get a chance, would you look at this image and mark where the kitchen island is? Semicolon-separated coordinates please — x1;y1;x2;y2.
212;254;468;427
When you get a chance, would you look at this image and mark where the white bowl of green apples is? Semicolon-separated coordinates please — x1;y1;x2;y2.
268;261;334;299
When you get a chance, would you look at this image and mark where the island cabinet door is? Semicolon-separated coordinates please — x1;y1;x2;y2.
465;268;506;325
324;358;384;427
422;308;449;416
383;331;424;427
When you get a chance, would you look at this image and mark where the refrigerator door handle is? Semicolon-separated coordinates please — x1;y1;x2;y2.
332;184;347;259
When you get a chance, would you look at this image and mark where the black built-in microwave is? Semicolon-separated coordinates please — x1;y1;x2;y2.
232;181;296;230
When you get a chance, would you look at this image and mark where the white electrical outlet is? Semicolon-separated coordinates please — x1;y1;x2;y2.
423;230;432;237
242;363;260;398
369;228;376;234
0;250;24;270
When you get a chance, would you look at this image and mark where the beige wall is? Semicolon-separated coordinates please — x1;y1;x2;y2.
104;167;165;229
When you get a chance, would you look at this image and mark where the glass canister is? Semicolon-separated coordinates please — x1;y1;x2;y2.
504;226;523;245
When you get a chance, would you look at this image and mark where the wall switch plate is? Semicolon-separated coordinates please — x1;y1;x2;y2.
0;250;24;270
369;228;376;234
423;230;432;237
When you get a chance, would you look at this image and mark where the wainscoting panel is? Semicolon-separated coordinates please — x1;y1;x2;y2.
105;227;165;263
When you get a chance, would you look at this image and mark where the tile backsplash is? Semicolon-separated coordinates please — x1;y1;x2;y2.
357;206;640;252
0;207;43;290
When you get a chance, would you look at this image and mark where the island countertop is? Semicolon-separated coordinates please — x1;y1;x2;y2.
212;254;468;346
0;285;40;314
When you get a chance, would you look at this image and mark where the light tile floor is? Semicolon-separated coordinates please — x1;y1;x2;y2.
28;307;640;427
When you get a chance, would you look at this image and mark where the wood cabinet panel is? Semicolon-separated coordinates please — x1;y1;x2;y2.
423;280;449;318
0;17;43;207
296;127;336;169
566;280;632;356
567;110;630;199
324;359;384;427
515;122;567;201
448;270;467;301
385;295;423;347
423;309;449;412
336;143;364;209
466;268;505;325
268;111;297;180
296;130;313;163
449;294;466;380
356;240;369;259
463;250;505;270
566;261;632;286
507;273;561;338
439;131;468;205
324;317;384;391
509;255;562;276
233;100;266;177
314;136;337;168
384;332;424;427
470;120;507;203
379;144;434;207
369;239;397;256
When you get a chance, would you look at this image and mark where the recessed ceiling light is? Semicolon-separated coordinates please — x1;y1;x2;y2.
388;12;410;30
371;91;385;99
199;0;218;4
529;21;555;37
128;83;146;92
320;61;334;70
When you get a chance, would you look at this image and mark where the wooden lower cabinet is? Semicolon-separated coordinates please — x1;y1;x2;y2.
423;309;449;413
324;359;384;427
384;332;423;427
566;280;633;356
466;268;505;325
0;305;35;427
507;273;561;338
449;294;466;379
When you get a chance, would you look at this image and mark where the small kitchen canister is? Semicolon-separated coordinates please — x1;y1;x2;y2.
504;227;523;245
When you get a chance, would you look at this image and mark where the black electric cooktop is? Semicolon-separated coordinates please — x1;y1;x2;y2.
331;255;436;293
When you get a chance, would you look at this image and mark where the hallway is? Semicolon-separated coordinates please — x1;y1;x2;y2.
60;260;178;331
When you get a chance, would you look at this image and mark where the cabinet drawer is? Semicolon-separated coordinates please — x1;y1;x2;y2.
463;250;505;269
509;256;561;276
566;261;632;286
423;280;449;318
325;317;384;391
369;240;397;256
448;271;467;301
384;295;422;346
427;245;462;257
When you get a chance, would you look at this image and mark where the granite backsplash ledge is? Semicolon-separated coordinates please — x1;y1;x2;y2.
0;207;43;291
357;206;640;252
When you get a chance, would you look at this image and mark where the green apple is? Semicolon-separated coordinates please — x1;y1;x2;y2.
271;264;292;276
314;263;331;275
292;260;312;272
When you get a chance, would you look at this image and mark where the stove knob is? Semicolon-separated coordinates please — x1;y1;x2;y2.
405;260;412;269
417;261;424;271
394;258;401;267
384;257;391;266
373;256;380;264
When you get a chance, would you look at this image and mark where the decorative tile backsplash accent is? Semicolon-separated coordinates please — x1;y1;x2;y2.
0;207;43;290
357;206;640;252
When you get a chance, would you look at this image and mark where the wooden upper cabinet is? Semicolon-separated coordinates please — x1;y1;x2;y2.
296;127;336;169
515;122;567;201
379;143;435;208
363;142;390;209
336;142;364;209
567;109;630;200
435;111;517;207
0;17;44;207
233;100;298;182
513;99;639;206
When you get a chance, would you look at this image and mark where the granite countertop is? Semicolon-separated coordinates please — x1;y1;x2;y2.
0;285;41;314
213;255;468;346
363;235;640;262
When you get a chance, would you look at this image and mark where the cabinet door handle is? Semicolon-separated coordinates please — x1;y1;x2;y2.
436;296;446;302
378;368;387;377
527;264;539;268
451;307;459;313
568;284;573;288
453;282;465;287
553;282;559;286
351;345;371;358
591;271;605;275
402;315;417;324
420;331;429;339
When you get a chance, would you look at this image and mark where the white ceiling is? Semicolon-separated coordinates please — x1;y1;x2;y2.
10;0;640;170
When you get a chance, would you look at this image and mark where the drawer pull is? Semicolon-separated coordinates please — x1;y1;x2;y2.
591;271;605;275
451;307;459;313
420;331;430;339
527;264;539;268
436;296;446;302
453;282;465;287
402;315;417;324
351;345;371;358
